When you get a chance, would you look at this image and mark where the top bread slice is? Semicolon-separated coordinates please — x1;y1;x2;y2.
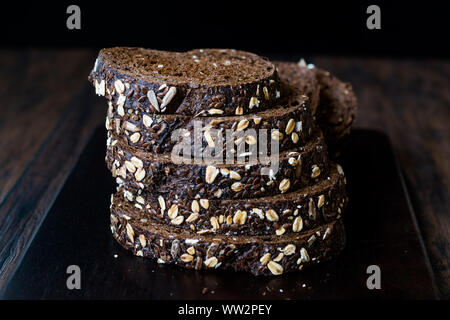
89;47;282;116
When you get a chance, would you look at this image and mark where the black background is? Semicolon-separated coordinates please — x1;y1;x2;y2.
1;1;448;58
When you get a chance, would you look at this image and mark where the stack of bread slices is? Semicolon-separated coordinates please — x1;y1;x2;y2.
89;48;356;276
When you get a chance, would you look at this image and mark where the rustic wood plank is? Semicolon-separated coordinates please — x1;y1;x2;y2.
0;85;105;291
314;57;450;298
0;49;105;291
0;49;96;206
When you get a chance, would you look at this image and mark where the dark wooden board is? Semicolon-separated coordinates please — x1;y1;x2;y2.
314;58;450;298
1;128;438;299
0;51;103;289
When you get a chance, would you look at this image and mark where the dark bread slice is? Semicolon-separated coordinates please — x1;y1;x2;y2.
110;195;346;275
274;61;320;115
314;68;357;143
275;61;357;144
106;129;329;200
90;47;282;116
105;85;315;154
116;163;346;237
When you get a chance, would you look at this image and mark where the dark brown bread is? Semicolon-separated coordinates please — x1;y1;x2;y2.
110;195;346;276
90;48;282;116
275;61;357;144
275;61;320;115
106;129;329;200
314;68;357;143
116;164;346;236
105;86;315;155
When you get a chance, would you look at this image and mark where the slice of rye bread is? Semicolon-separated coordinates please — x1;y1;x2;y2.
115;163;346;237
105;85;315;155
110;194;346;275
274;62;320;115
90;47;283;116
106;129;329;200
314;68;357;143
274;61;357;144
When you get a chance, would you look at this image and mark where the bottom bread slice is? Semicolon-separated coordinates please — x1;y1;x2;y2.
110;197;346;276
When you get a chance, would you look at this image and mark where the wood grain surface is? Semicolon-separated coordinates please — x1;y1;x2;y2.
0;49;448;298
0;49;104;289
314;57;450;298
